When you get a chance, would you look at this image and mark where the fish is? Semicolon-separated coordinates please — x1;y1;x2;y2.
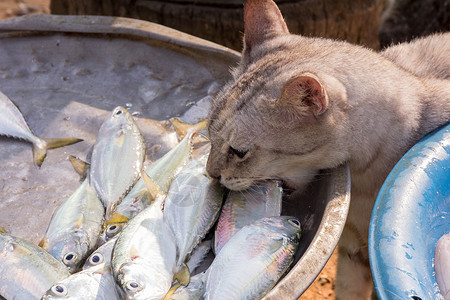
98;122;199;245
164;154;224;267
0;91;82;167
111;174;187;300
82;236;117;271
435;233;450;300
39;178;105;273
90;106;145;217
214;180;283;254
41;261;121;300
0;232;70;299
204;216;301;300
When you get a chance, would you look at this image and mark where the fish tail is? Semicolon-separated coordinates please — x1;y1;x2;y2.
170;118;208;139
69;155;90;179
32;138;83;167
43;138;83;150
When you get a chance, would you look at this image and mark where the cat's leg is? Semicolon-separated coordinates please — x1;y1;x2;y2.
335;191;376;300
335;224;373;300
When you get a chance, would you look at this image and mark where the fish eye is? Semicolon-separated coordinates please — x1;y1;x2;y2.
89;253;104;265
106;224;122;237
126;280;143;292
63;252;78;265
229;146;248;159
288;218;301;228
50;284;68;296
114;109;124;116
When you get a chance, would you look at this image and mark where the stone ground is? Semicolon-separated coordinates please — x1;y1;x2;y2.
0;0;338;298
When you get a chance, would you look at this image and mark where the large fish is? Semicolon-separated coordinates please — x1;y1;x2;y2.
214;180;283;254
164;154;224;267
39;178;104;273
204;216;301;300
41;260;121;300
0;232;70;299
0;91;82;167
90;106;145;217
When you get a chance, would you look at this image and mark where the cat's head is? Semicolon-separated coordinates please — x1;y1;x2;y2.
206;0;349;191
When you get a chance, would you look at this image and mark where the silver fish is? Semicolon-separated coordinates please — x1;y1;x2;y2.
90;106;145;217
82;237;117;271
111;194;182;300
41;262;121;300
98;127;195;245
39;178;104;273
0;91;82;167
164;155;224;267
0;232;70;299
204;216;301;300
214;180;283;254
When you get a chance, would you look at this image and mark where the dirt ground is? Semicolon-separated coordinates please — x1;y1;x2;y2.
0;0;338;298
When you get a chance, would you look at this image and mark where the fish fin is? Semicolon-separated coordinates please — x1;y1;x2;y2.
32;138;82;167
141;172;165;200
163;283;181;300
0;227;7;233
169;118;208;139
32;141;48;168
38;238;49;250
174;263;190;286
69;155;90;179
44;138;83;150
104;213;129;230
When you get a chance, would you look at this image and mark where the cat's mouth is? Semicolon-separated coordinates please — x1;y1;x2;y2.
220;176;255;191
221;176;294;197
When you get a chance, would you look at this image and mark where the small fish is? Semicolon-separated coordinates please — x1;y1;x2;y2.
164;155;224;267
0;91;82;167
90;106;145;217
42;262;121;300
111;195;182;299
204;216;301;300
435;233;450;300
214;180;283;254
39;178;104;273
0;232;70;299
83;237;117;270
98;124;197;245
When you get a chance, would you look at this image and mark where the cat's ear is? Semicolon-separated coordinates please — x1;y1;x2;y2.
243;0;289;53
278;73;329;117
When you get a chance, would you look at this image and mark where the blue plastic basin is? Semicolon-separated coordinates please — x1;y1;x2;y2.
369;122;450;299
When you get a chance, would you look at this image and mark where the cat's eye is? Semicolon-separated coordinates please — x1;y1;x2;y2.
229;147;248;159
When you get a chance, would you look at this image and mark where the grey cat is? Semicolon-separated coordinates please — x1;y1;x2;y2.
206;0;450;299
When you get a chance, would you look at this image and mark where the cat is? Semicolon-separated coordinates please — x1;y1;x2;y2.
205;0;450;299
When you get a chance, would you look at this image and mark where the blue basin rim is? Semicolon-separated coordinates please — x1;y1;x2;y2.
369;122;450;300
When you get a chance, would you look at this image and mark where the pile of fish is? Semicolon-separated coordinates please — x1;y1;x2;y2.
0;91;302;300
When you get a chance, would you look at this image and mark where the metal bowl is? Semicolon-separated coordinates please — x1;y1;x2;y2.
369;122;450;300
0;15;350;299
